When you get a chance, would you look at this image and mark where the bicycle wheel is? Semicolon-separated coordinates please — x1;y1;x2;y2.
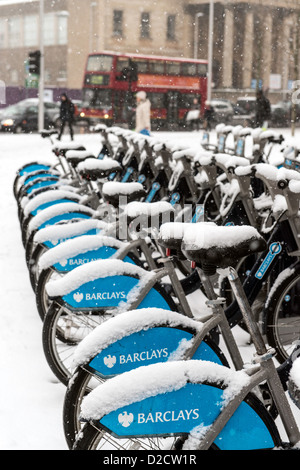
73;421;178;451
42;303;112;386
35;268;64;321
265;264;300;363
30;244;48;292
63;367;104;449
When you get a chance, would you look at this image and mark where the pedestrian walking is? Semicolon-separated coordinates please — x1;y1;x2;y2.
203;100;215;131
57;93;75;140
135;91;151;135
255;90;271;128
186;97;200;131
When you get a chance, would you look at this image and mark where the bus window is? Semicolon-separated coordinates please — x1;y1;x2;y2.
82;89;112;109
181;63;197;76
87;55;113;72
148;60;165;74
179;93;201;109
198;63;208;77
166;62;180;75
147;92;166;108
132;60;148;73
116;57;129;72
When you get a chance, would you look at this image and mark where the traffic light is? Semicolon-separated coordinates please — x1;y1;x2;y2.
28;50;41;75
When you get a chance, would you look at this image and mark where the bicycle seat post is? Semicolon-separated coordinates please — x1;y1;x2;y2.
190;264;245;370
227;266;267;356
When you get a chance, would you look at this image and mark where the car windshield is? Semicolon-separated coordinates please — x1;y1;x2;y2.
2;104;24;116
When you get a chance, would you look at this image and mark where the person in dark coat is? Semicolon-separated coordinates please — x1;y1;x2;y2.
203;100;215;131
255;90;271;128
57;93;75;140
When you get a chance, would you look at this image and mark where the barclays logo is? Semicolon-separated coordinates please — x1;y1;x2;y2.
72;291;126;303
103;348;169;370
73;292;84;303
116;408;200;428
118;411;134;428
104;355;117;368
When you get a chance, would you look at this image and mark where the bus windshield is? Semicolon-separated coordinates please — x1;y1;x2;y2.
86;55;113;72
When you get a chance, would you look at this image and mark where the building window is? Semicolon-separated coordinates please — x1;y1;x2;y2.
113;10;123;37
24;15;38;47
140;12;150;39
167;14;176;41
58;14;68;45
8;16;21;48
43;13;55;46
11;69;18;83
0;19;8;48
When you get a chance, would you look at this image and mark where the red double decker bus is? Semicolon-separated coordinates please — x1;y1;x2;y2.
80;51;208;130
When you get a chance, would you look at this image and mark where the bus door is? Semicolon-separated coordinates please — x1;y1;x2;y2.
167;91;179;128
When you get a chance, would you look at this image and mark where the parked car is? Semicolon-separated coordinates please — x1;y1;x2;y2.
0;99;60;133
270;100;300;127
210;99;234;123
236;97;257;114
231;104;256;127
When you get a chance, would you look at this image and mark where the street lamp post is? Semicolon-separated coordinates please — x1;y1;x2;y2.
207;0;214;102
38;0;44;131
194;12;204;60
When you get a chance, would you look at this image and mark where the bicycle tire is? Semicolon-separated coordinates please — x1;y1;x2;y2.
265;263;300;363
30;244;48;292
72;421;179;451
42;303;112;386
63;367;104;449
35;267;64;321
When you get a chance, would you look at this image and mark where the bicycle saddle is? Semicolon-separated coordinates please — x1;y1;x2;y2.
40;129;58;138
65;150;96;168
125;201;175;226
158;222;213;252
102;182;146;207
181;223;267;270
77;157;122;180
52;141;86;156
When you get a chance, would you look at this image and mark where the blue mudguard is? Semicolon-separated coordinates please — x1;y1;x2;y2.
46;260;174;312
82;361;279;450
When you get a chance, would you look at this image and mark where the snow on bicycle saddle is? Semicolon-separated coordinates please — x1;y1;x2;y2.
102;182;146;207
124;201;174;225
181;223;266;269
77;157;122;181
65;150;96;167
52;141;86;155
158;222;215;251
